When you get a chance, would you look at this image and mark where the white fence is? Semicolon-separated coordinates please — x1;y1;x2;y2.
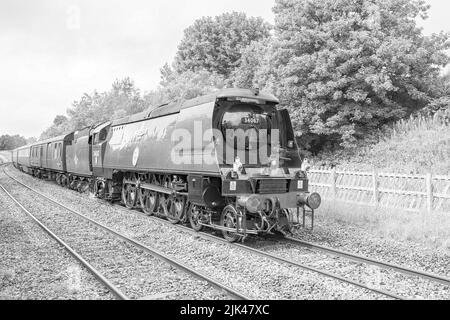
308;168;450;214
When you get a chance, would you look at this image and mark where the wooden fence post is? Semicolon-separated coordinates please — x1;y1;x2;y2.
426;173;433;214
331;168;337;199
373;169;379;206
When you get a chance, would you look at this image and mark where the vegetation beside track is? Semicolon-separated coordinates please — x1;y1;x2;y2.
313;109;450;175
316;200;450;251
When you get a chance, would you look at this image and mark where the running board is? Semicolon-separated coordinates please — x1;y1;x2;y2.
124;180;187;196
140;182;174;195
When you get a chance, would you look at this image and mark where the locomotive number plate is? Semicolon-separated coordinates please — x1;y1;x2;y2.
230;181;237;191
242;117;260;125
297;180;304;189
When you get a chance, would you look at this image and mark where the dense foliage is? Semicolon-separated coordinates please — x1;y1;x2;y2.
40;0;449;159
40;78;147;140
173;12;271;77
0;135;29;150
314;108;450;174
235;0;449;151
40;72;226;140
146;67;226;105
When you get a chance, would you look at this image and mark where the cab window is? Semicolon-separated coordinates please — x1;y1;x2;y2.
220;103;274;152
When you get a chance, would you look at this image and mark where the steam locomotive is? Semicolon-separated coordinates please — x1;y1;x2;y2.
12;88;321;242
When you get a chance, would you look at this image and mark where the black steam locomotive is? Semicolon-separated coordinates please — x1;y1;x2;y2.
12;88;320;242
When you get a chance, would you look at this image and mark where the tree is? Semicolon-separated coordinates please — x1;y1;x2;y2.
232;40;272;89
41;78;148;140
101;77;146;119
65;78;146;130
0;135;27;150
40;115;72;140
53;115;68;126
67;91;105;130
174;12;271;77
245;0;449;152
420;70;450;115
145;69;226;108
26;137;37;144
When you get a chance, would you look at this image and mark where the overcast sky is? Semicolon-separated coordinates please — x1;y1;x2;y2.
0;0;449;138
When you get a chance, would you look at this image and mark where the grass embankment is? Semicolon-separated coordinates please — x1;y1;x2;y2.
316;201;450;251
315;109;450;175
313;109;450;250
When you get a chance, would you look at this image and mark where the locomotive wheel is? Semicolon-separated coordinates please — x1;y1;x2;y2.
139;189;158;216
94;180;105;199
188;204;203;232
70;179;78;190
220;205;242;243
167;195;186;224
79;181;90;193
61;175;69;188
122;183;137;209
277;209;294;235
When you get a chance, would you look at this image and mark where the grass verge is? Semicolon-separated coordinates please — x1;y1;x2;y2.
317;200;450;252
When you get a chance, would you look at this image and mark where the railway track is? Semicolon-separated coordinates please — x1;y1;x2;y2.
150;218;450;299
112;186;450;299
6;165;450;299
161;221;410;299
282;236;450;287
0;183;129;300
0;167;249;300
3;165;406;300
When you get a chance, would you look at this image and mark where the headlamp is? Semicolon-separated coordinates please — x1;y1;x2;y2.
269;154;279;170
246;195;261;213
233;156;243;173
307;193;321;210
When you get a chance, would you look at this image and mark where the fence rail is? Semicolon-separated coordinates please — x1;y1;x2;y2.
308;168;450;214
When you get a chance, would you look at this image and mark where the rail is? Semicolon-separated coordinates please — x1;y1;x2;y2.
0;182;129;300
2;166;249;300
